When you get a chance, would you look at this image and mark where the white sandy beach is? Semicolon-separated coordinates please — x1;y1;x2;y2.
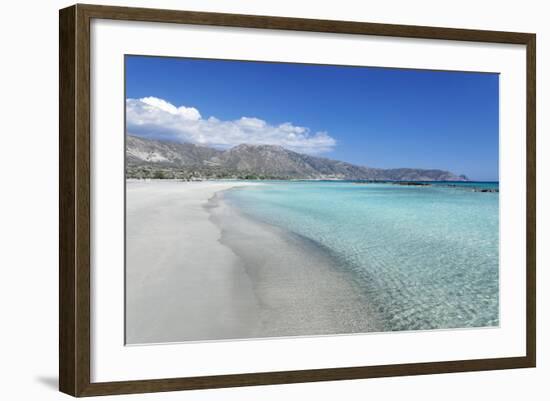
126;180;378;344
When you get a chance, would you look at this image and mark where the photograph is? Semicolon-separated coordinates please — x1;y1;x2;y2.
124;55;500;345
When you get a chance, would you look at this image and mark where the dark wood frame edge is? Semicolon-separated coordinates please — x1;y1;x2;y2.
59;3;536;397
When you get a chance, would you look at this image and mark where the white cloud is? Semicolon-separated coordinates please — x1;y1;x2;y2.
126;97;336;154
139;96;201;120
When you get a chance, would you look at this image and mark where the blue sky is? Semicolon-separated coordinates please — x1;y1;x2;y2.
126;55;499;181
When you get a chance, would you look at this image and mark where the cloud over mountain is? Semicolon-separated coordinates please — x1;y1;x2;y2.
126;97;336;155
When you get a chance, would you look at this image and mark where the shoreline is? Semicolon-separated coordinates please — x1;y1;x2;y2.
207;188;381;339
127;178;497;183
126;180;379;344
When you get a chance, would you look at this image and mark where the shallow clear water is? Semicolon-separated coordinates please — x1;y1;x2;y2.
225;181;499;332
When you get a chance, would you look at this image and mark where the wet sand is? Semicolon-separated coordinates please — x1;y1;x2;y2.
126;180;377;344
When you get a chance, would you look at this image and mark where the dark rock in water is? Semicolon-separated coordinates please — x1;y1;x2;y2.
474;188;499;193
353;180;390;184
394;182;431;186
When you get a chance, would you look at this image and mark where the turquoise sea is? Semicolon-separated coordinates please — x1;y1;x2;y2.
224;181;499;332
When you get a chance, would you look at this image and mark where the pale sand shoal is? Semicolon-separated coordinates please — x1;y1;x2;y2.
126;180;379;344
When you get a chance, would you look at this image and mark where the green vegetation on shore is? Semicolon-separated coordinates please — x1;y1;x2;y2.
126;165;290;181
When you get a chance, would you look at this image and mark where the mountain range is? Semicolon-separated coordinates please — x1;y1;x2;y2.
126;135;468;181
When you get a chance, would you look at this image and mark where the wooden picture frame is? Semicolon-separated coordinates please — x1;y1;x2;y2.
59;3;536;397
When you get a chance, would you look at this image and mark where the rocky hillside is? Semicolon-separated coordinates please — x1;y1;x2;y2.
126;135;468;181
126;135;222;166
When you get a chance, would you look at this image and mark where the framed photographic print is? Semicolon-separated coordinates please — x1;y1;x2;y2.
59;4;536;397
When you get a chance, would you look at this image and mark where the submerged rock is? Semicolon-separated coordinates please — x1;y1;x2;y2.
393;182;431;186
473;188;499;193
